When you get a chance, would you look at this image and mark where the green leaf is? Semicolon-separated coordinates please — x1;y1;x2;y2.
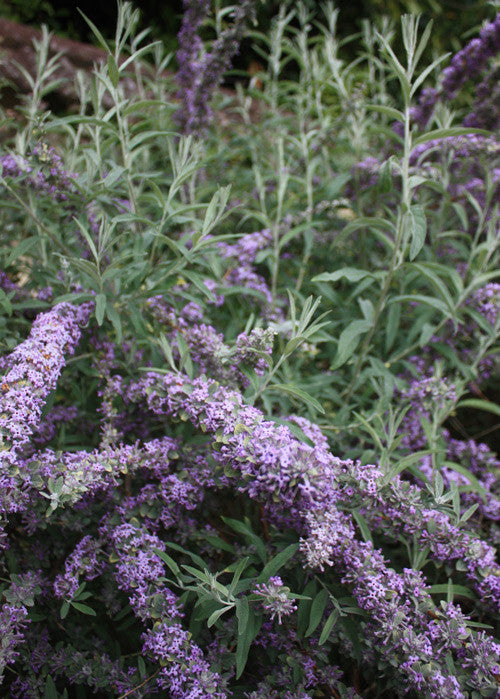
0;289;12;316
331;319;371;370
77;8;111;52
203;535;235;555
459;503;479;525
236;597;249;635
107;54;120;88
305;588;329;637
137;656;146;679
256;543;299;584
297;580;316;637
407;262;457;311
318;608;339;645
364;104;404;121
441;461;487;501
236;608;254;678
430;584;476;600
60;601;70;619
388;294;449;315
268;383;325;414
207;605;232;628
70;601;96;616
382;450;432;483
313;268;373;283
376;30;410;100
352;509;373;543
164;541;207;569
95;293;106;326
407;204;426;260
181;565;211;585
341;616;362;664
43;675;58;699
413;127;491;148
221;517;266;564
228;557;250;595
153;548;181;577
7;236;38;265
385;303;400;353
457;399;500;418
340;217;396;236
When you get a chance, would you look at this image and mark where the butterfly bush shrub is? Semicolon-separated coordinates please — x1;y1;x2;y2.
0;1;499;696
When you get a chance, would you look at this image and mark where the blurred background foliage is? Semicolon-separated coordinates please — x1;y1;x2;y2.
0;0;497;73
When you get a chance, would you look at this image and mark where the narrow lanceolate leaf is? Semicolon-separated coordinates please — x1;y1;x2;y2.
43;675;58;699
236;607;255;678
352;509;373;543
70;601;96;616
457;399;500;418
256;543;299;584
60;601;70;619
331;319;371;370
318;609;340;645
305;588;329;637
236;597;249;636
95;293;106;326
313;268;373;284
107;54;120;89
407;205;426;260
269;383;325;414
153;548;181;577
388;294;449;315
429;584;476;600
412;127;491;148
207;605;232;628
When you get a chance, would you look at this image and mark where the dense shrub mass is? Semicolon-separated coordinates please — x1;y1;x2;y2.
0;2;499;696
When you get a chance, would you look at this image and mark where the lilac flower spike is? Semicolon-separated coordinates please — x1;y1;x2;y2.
409;13;500;129
0;302;93;462
128;371;500;695
253;575;298;624
175;0;256;134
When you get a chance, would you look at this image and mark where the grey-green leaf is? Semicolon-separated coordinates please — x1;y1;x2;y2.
256;543;299;584
236;597;249;636
313;268;373;284
331;319;371;370
408;204;426;260
95;293;106;326
305;588;329;637
318;608;339;645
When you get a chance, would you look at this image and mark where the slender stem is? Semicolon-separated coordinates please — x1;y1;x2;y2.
3;181;71;257
116;669;160;699
252;350;288;404
295;114;314;294
343;101;413;401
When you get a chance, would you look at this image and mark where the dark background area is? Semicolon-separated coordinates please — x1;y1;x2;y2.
0;0;495;70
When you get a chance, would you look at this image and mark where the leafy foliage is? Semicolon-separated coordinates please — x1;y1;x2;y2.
0;2;499;697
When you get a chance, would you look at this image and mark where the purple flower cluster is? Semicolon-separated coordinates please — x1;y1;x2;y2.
464;64;500;131
1;145;76;202
468;283;500;326
53;535;104;599
0;571;43;683
142;622;226;697
409;13;500;129
147;294;274;387
441;15;500;97
253;575;297;624
174;0;256;134
106;520;226;695
127;370;500;694
0;302;93;463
